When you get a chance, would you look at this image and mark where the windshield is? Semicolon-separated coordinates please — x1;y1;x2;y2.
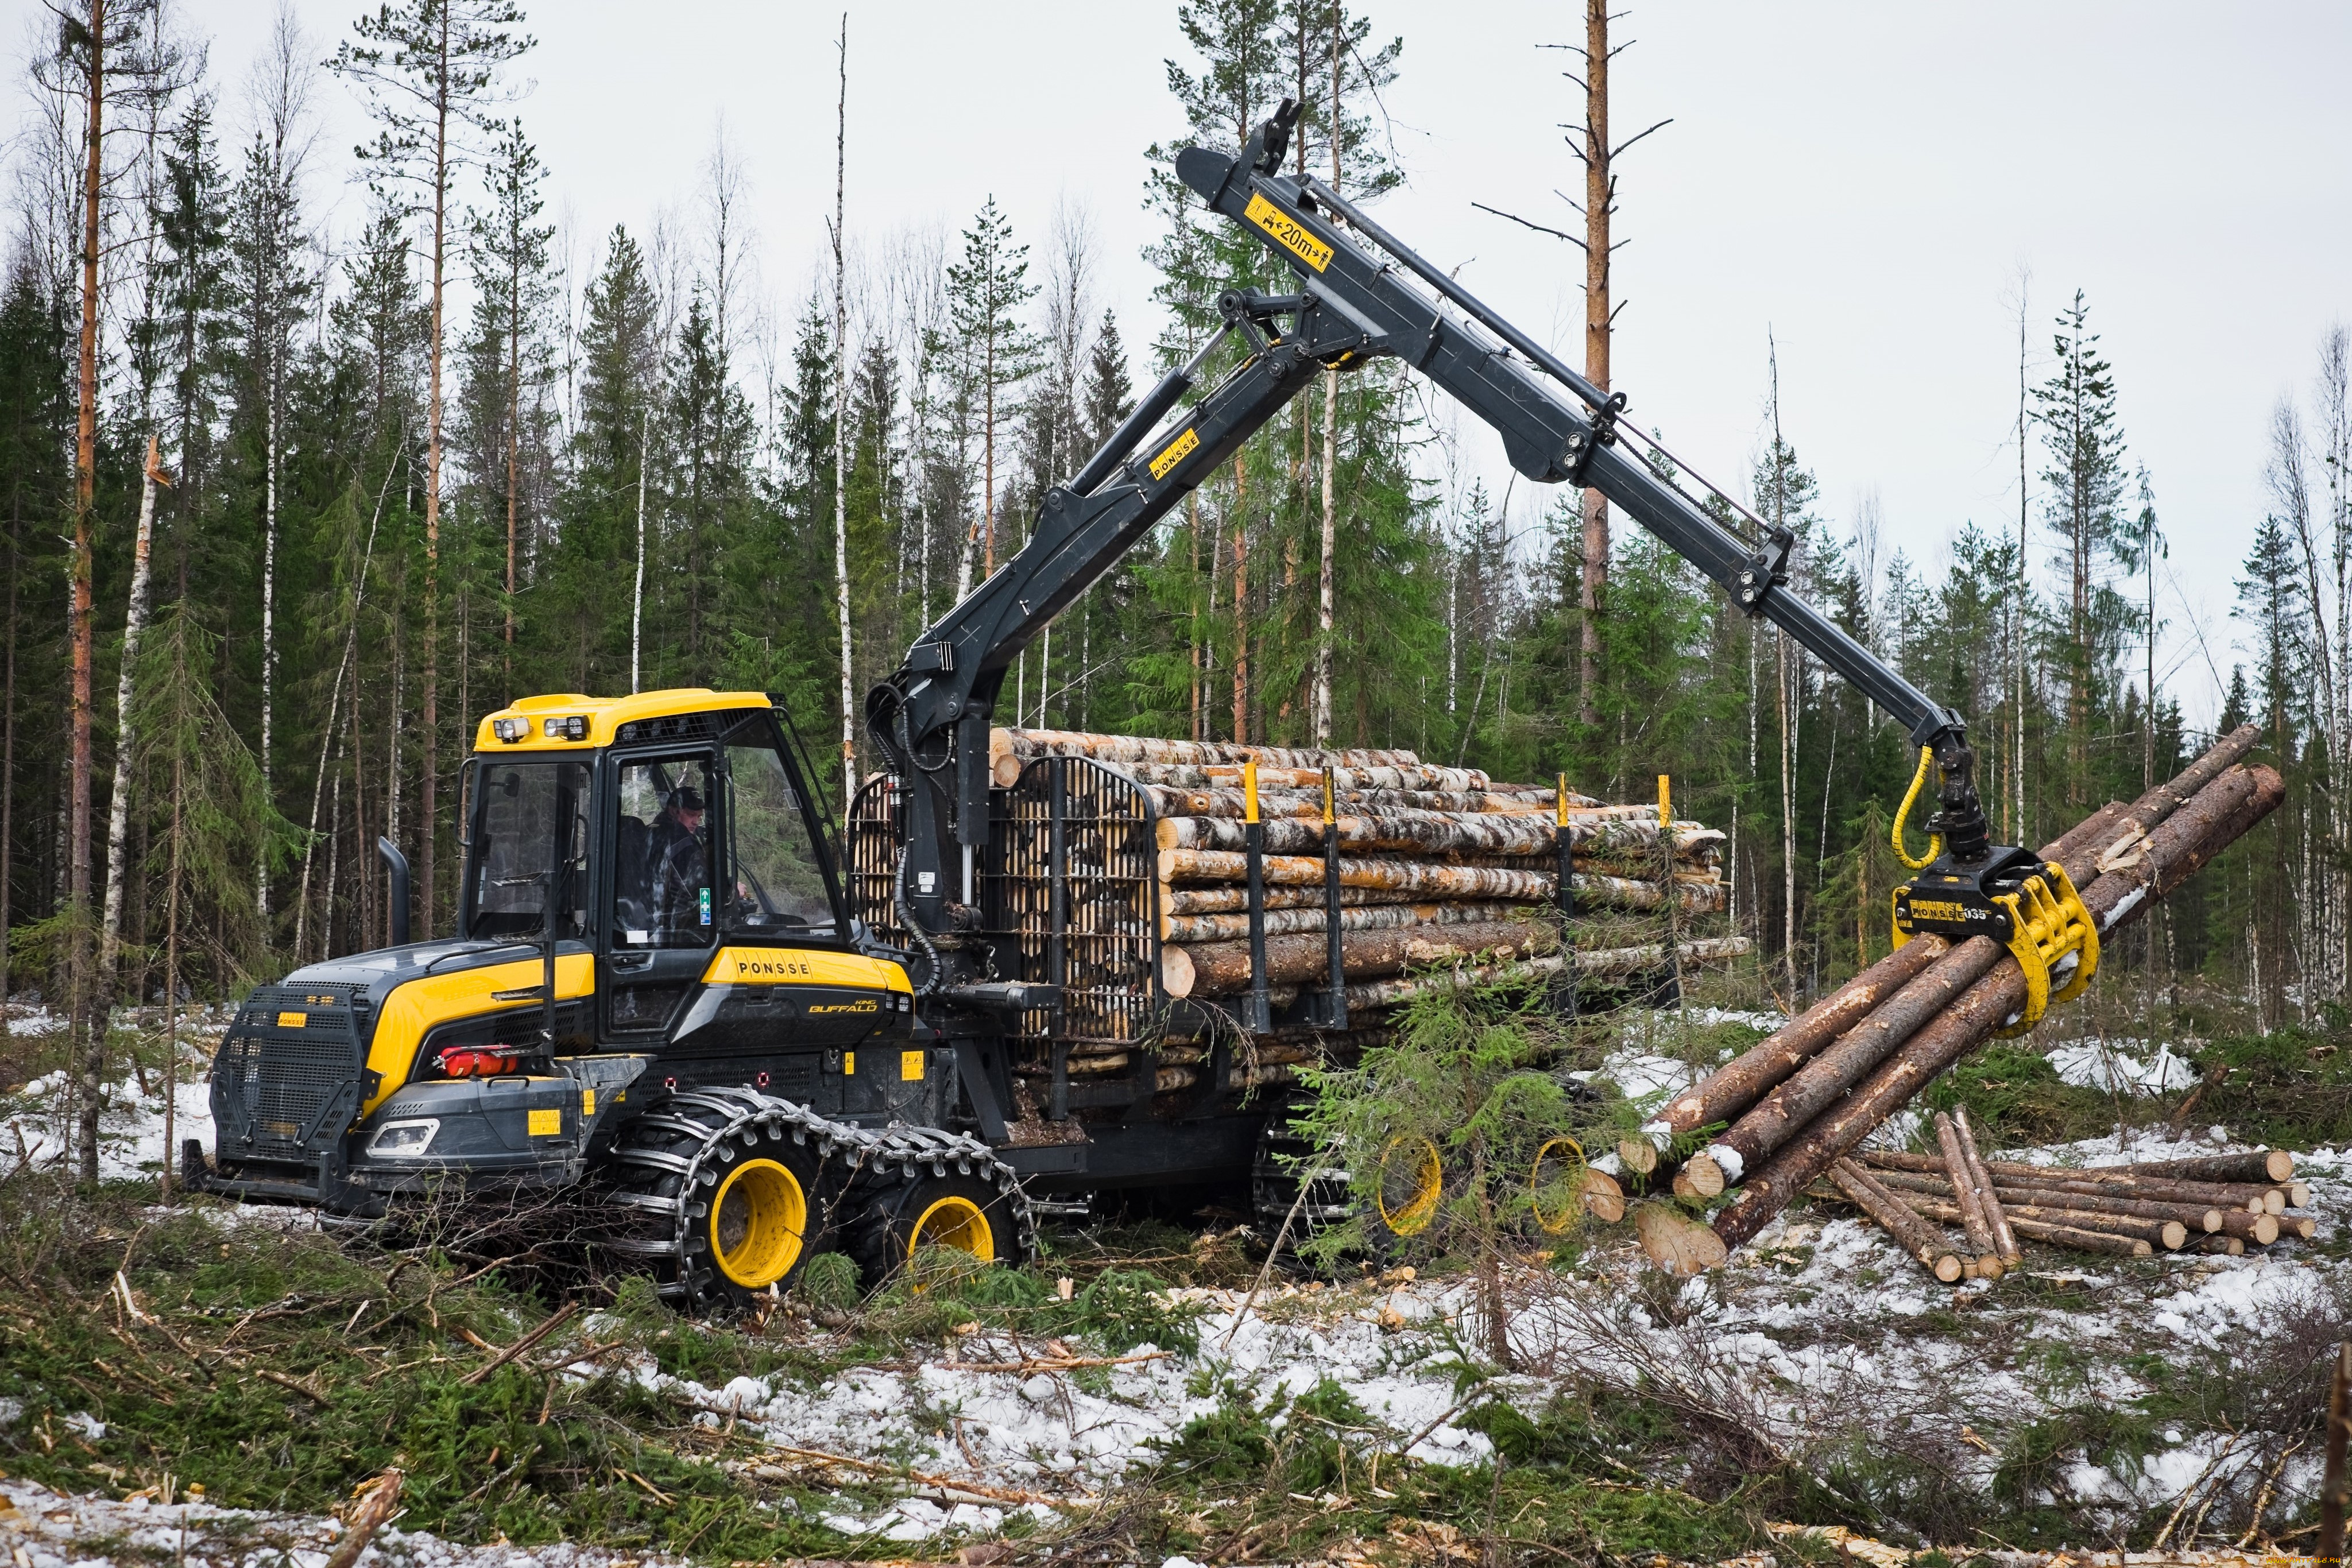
464;760;593;942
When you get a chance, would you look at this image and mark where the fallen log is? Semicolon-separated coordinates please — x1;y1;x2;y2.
1159;847;1557;900
1160;900;1526;945
1895;1195;2156;1257
1858;1151;2278;1213
1639;938;1952;1154
1828;1158;1966;1283
2187;1234;2247;1256
1161;919;1557;1000
1709;752;2283;1254
1936;1113;2002;1260
1869;1168;2274;1242
1954;1109;2021;1266
2117;1149;2294;1186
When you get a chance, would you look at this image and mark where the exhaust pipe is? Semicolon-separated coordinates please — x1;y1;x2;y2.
378;837;411;946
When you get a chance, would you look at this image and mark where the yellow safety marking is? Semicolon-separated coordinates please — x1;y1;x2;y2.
1244;758;1260;824
705;946;911;992
1148;426;1199;481
1244;191;1332;272
581;1088;597;1117
902;1050;926;1082
275;1011;308;1029
1657;774;1672;828
359;953;596;1116
1556;772;1569;830
472;686;775;751
527;1108;562;1136
1321;765;1335;827
844;1052;856;1077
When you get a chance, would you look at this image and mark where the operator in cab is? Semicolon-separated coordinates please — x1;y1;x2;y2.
648;785;712;936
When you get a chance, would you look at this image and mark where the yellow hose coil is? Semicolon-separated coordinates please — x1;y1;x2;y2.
1892;745;1941;870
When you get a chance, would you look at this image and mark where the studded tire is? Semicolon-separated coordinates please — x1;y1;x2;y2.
600;1088;856;1315
838;1129;1034;1291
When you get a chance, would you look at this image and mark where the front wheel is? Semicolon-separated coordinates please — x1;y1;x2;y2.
602;1090;849;1313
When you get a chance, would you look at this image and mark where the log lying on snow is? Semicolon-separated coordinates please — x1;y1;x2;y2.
1953;1109;2021;1266
1936;1112;2003;1262
1866;1167;2283;1245
1710;752;2284;1253
1829;1159;1967;1283
1895;1194;2162;1256
2118;1149;2295;1186
1162;919;1557;999
1859;1149;2287;1214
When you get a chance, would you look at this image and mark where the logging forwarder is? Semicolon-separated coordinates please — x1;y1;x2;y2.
188;101;2083;1314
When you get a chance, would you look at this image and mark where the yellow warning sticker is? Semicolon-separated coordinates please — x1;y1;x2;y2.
581;1088;597;1117
527;1108;562;1136
275;1011;308;1029
902;1050;926;1082
844;1051;856;1077
1244;191;1332;272
1148;426;1199;480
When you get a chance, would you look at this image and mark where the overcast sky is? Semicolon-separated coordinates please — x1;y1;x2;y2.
36;1;2352;730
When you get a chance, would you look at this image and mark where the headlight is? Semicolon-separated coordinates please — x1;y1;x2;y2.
491;717;528;742
366;1118;440;1157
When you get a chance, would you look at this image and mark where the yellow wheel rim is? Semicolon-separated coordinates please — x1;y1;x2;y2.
1529;1136;1587;1234
908;1195;996;1263
1376;1136;1442;1237
710;1159;808;1288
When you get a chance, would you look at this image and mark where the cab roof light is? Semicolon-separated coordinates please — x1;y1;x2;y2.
492;717;529;742
542;715;587;741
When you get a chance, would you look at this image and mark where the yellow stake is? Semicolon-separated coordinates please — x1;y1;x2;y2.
1657;773;1672;828
1556;771;1569;830
1321;764;1334;826
1243;758;1260;824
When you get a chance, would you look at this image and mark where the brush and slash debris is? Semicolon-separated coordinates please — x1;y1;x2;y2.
1616;723;2296;1275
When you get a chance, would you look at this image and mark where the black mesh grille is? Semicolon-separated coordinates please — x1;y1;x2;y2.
614;711;720;745
211;985;365;1162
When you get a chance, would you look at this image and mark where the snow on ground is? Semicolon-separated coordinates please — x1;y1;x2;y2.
2045;1037;2202;1096
1;1007;227;1182
0;1476;687;1568
640;1280;1489;1542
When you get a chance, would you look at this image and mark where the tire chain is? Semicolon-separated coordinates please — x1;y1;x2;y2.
602;1086;1036;1303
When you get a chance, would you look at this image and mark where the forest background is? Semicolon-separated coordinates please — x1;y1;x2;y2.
3;0;2348;1106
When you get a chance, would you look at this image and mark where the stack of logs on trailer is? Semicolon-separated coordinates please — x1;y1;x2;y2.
846;728;1751;1125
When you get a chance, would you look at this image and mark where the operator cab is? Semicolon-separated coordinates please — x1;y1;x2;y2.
461;690;864;1045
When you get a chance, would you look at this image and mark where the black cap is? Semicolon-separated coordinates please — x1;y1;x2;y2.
667;786;706;813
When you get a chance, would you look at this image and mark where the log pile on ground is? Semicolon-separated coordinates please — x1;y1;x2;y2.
1618;723;2287;1272
1817;1145;2310;1276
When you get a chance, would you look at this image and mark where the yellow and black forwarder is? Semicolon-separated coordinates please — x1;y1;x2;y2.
194;103;2082;1310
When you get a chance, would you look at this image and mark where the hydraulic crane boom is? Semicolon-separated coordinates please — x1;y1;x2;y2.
868;101;2018;997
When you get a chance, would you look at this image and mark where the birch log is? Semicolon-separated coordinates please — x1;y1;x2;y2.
1160;900;1526;945
1162;919;1556;998
1711;758;2284;1253
1159;849;1557;900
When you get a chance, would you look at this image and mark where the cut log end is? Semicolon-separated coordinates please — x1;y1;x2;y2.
2160;1219;2188;1251
1579;1168;1627;1224
1681;1153;1727;1198
1616;1137;1660;1176
1932;1252;1965;1284
1159;946;1197;1000
1636;1203;1728;1275
2252;1213;2281;1246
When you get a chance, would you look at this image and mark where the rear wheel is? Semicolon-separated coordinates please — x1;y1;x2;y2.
842;1141;1030;1290
602;1089;848;1313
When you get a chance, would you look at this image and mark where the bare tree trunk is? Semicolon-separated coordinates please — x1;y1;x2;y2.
1231;454;1249;743
1313;6;1340;748
418;5;453;943
632;407;647;693
1577;0;1611;733
99;440;165;983
505;244;520;696
259;363;276;919
831;14;856;804
71;0;108;1182
160;726;182;1200
0;497;17;1040
2014;272;2030;844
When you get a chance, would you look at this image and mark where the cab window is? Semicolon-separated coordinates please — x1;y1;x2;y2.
465;761;592;941
612;755;715;948
723;723;837;936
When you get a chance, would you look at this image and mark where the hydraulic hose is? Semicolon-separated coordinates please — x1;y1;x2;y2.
1893;745;1943;871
